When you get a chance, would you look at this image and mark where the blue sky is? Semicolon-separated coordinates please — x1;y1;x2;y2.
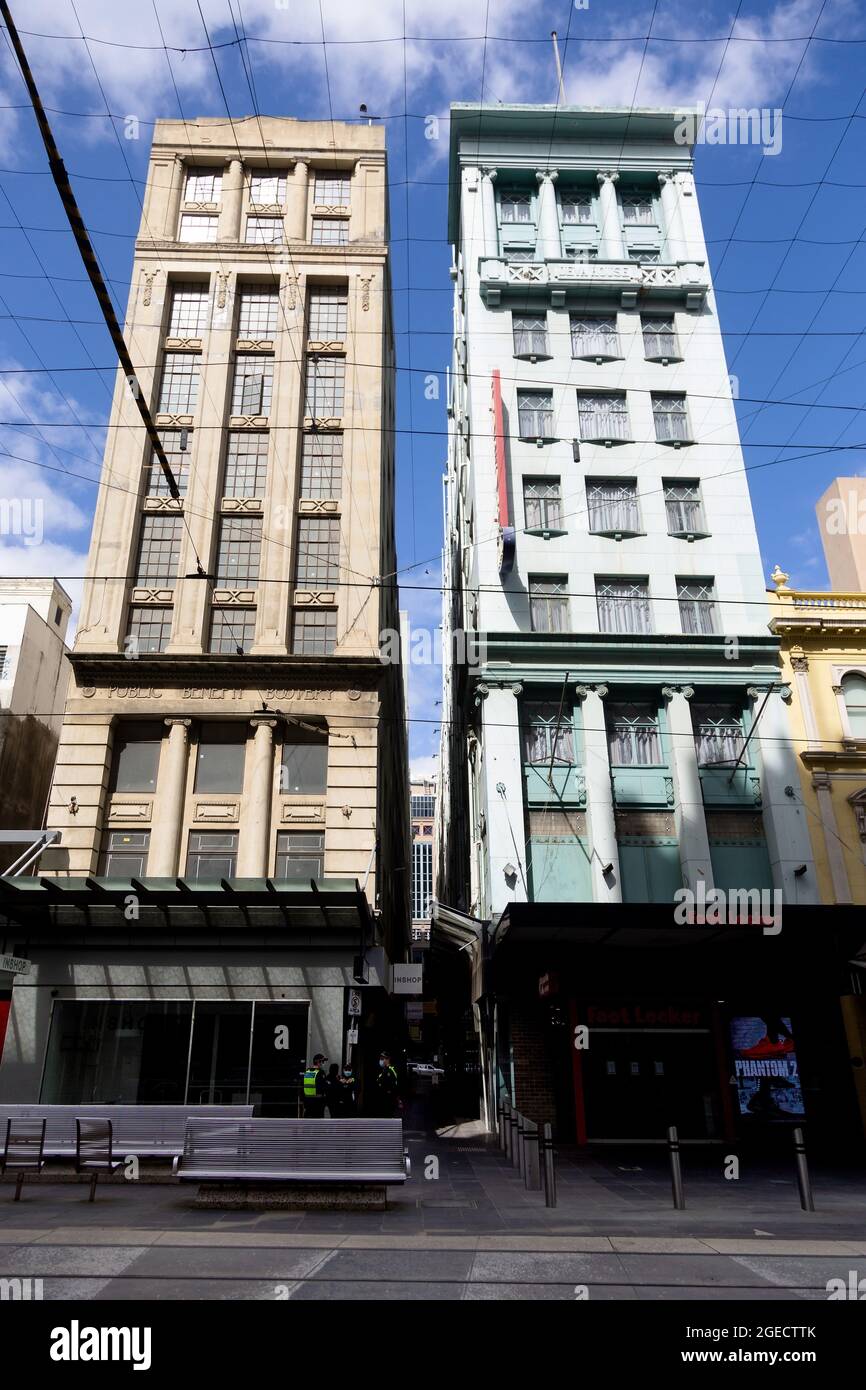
0;0;864;778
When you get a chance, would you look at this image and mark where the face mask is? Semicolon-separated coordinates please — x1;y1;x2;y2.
379;1059;386;1068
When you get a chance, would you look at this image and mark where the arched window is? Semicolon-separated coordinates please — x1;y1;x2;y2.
842;673;866;737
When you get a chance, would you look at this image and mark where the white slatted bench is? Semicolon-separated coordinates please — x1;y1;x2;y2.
0;1105;254;1159
173;1117;409;1207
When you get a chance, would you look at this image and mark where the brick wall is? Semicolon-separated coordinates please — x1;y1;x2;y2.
510;1003;558;1128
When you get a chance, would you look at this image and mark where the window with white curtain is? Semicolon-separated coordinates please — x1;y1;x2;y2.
522;702;576;765
586;480;640;534
523;479;562;530
621;191;655;224
570;315;620;359
500;190;532;223
178;214;218;243
577;392;630;442
842;673;866;736
512;314;549;356
560;192;594;224
692;705;745;766
642;315;679;359
518;391;554;439
607;704;663;766
664;481;706;535
677;579;718;635
596;579;652;634
184;169;222;203
529;577;568;633
652;394;691;443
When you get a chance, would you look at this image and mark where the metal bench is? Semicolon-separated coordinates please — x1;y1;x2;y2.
1;1118;46;1201
75;1119;124;1202
0;1105;255;1159
173;1117;410;1187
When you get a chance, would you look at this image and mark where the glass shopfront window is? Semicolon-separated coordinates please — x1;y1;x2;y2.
40;999;310;1114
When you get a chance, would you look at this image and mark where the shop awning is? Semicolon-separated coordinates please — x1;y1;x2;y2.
0;875;375;944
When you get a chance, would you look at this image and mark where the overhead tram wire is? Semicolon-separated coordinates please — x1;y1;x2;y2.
0;0;183;509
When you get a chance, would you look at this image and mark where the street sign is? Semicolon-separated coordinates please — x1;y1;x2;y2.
0;956;30;976
392;963;423;995
347;989;362;1017
346;1024;359;1046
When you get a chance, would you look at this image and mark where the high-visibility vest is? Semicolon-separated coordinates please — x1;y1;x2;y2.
303;1069;318;1097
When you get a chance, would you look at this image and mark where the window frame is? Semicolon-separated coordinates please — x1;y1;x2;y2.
529;576;569;634
517;389;555;441
677;578;719;636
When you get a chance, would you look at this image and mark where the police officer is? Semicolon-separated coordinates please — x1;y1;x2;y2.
302;1053;328;1117
375;1050;400;1117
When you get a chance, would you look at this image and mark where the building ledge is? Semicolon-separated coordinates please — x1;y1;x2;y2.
478;257;709;309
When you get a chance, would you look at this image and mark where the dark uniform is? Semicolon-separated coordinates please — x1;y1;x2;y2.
375;1059;400;1117
302;1061;328;1117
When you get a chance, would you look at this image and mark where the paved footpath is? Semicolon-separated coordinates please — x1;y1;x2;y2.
1;1130;864;1300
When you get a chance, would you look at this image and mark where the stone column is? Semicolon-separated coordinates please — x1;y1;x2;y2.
148;718;191;876
478;683;527;916
577;684;621;902
238;718;276;876
480;168;498;258
596;170;624;260
289;160;309;240
790;654;820;750
220;158;244;243
658;171;686;263
535;169;560;260
812;771;851;904
662;686;714;892
749;684;820;903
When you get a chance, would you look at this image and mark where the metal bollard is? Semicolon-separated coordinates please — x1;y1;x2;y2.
523;1119;541;1191
498;1100;506;1151
510;1107;520;1169
503;1099;512;1159
793;1127;816;1212
515;1111;525;1173
541;1122;557;1208
667;1125;686;1210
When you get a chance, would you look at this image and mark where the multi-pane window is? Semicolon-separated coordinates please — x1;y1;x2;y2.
411;794;435;819
296;517;340;587
577;392;630;442
292;609;337;654
215;516;262;586
147;434;190;496
627;247;660;263
664;481;706;534
209;607;257;654
677;579;718;635
184;169;222;203
500;190;532;223
512;314;548;356
842;674;866;737
305;356;345;417
523;478;562;530
126;605;173;654
224;432;268;497
276;831;325;880
560;192;594;223
237;288;279;338
110;723;164;793
313;175;350;206
652;394;691;443
571;315;620;359
693;705;745;767
158;353;200;415
517;390;554;439
596;579;652;635
186;831;238;879
300;433;342;498
311;218;348;246
134;515;182;588
621;191;655;224
245;216;283;244
178;214;218;243
168;283;209;337
281;734;327;794
194;724;247;793
607;704;663;766
529;576;568;633
523;702;575;765
503;246;535;262
231;354;274;415
642;315;679;360
412;839;433;920
564;244;597;261
587;480;640;534
308;285;348;339
102;830;150;877
249;172;287;205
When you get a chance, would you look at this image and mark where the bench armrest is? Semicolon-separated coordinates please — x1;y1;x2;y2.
172;1155;181;1177
403;1148;411;1177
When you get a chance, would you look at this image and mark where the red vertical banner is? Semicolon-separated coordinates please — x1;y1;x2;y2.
491;369;515;574
0;990;12;1068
